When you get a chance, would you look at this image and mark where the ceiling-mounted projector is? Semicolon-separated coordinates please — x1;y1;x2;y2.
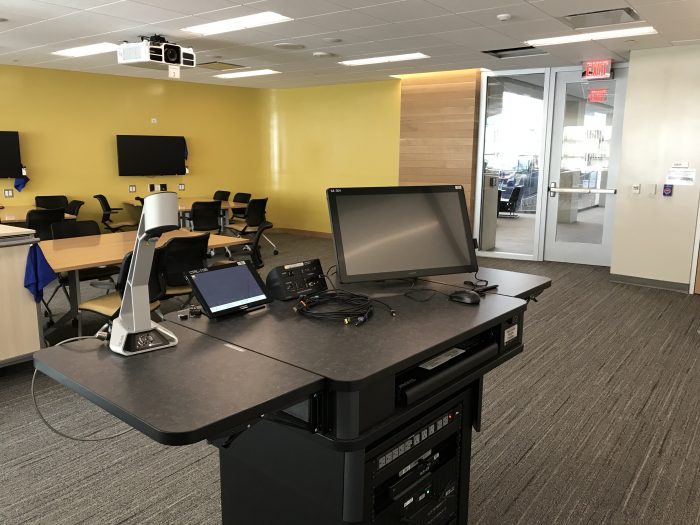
117;38;196;69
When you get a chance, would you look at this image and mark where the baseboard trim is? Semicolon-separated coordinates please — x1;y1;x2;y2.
273;228;332;238
609;274;689;293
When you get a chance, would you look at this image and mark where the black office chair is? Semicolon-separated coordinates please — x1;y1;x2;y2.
230;192;251;221
157;233;210;302
46;220;120;315
227;198;278;255
190;201;221;233
77;250;165;336
94;194;138;232
498;186;522;218
65;199;84;217
227;221;273;269
35;195;69;210
27;208;65;241
213;190;231;201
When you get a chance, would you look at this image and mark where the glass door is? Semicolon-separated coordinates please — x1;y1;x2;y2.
475;71;547;259
543;68;627;266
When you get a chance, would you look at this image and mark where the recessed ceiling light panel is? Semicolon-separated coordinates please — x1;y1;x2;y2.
526;26;657;47
182;11;292;36
214;69;280;79
339;52;429;66
52;42;119;57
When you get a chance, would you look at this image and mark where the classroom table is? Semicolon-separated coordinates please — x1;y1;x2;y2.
39;229;249;337
0;205;76;223
126;197;247;212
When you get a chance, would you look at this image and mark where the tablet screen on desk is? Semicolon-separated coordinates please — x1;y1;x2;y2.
186;261;272;318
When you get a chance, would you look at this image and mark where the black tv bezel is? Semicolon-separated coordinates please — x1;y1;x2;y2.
185;260;272;319
0;131;23;179
116;134;187;177
326;185;479;284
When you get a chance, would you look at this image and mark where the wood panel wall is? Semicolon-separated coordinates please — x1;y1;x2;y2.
398;69;481;211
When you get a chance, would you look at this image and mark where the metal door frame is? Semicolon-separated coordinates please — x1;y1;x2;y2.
542;64;628;265
473;68;552;261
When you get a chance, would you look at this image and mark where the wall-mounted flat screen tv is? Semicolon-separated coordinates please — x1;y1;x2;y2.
0;131;23;179
116;135;187;176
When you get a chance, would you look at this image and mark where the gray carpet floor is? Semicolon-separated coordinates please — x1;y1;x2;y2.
1;232;699;524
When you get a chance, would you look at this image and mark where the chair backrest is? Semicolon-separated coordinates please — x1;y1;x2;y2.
51;220;100;239
213;190;231;201
191;201;221;232
27;208;66;241
65;199;85;217
35;195;69;210
157;233;210;287
245;198;268;227
231;192;252;219
115;250;165;304
247;221;273;269
509;185;522;205
93;194;113;223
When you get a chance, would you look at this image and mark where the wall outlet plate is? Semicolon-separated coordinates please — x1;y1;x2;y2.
178;183;185;191
128;185;136;193
3;189;13;198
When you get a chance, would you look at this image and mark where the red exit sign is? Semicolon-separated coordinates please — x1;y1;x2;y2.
583;59;612;80
588;88;608;103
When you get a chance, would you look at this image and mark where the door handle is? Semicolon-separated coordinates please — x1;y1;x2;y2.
549;182;617;197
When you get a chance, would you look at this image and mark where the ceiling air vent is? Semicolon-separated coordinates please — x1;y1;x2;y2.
483;46;548;59
197;61;245;71
559;8;640;30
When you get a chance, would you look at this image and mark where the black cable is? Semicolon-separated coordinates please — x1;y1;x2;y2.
32;335;133;442
294;289;396;326
463;271;488;289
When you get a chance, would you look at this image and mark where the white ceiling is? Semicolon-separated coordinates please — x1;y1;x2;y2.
0;0;696;88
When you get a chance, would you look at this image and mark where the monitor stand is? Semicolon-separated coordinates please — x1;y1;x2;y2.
332;276;417;298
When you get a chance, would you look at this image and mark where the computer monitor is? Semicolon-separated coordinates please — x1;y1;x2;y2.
327;185;478;284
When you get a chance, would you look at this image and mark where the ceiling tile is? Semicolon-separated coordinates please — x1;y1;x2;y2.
1;0;79;19
426;0;525;15
394;14;478;34
357;0;452;23
463;2;548;26
246;0;345;19
304;9;386;30
527;0;629;18
434;26;523;50
90;1;190;23
134;0;238;15
600;32;670;53
632;0;700;20
38;0;127;8
325;0;398;6
545;41;625;62
195;5;264;22
491;18;575;41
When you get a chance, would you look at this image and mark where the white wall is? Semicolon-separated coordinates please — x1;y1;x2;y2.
611;45;700;286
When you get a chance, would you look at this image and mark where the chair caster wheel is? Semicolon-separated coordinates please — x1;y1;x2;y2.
273;250;279;255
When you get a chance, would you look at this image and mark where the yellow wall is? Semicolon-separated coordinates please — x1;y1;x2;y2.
0;66;401;233
257;80;401;233
0;65;266;223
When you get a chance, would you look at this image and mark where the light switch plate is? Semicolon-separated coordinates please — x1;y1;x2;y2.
178;183;185;191
632;184;641;194
128;185;136;193
4;189;13;198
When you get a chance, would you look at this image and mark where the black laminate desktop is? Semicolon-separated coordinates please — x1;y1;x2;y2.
33;268;551;524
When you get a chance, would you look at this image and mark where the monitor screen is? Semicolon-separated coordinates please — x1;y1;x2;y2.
116;135;187;176
0;131;23;179
185;261;272;318
327;186;478;283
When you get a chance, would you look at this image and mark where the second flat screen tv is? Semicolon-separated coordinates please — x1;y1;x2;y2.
117;135;187;176
0;131;23;179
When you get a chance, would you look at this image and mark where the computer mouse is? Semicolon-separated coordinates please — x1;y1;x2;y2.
449;290;481;305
